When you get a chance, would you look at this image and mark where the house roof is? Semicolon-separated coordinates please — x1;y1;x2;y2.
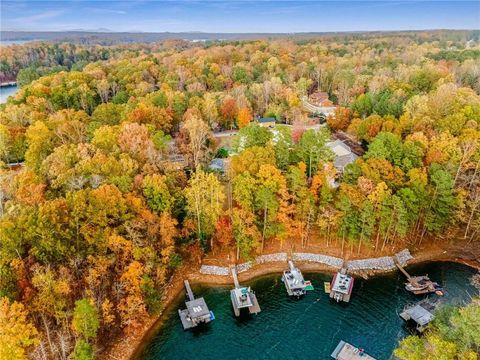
209;158;226;172
309;91;329;102
327;139;358;170
257;117;276;123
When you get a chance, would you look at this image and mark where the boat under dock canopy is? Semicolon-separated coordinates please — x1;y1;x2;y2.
282;260;313;297
330;269;354;303
229;267;261;316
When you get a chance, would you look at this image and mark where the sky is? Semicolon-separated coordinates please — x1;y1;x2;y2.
1;1;479;33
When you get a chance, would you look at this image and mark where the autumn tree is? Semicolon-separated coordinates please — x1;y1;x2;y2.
185;169;225;248
295;128;333;178
327;106;352;131
0;297;39;360
237;107;253;128
178;112;212;168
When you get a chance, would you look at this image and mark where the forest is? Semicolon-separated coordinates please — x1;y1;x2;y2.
0;30;479;359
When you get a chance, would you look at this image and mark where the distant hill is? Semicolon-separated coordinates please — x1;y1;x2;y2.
0;30;309;44
2;29;478;46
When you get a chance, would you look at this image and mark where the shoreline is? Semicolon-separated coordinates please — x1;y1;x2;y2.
102;246;480;360
0;81;17;87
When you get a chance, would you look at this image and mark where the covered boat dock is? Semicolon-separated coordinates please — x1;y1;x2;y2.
282;260;313;297
330;268;354;303
230;267;261;316
400;301;435;332
331;341;376;360
178;280;214;330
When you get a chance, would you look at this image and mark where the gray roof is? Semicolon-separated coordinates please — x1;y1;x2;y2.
209;158;226;172
326;139;358;170
185;297;210;318
400;304;434;326
257;117;276;123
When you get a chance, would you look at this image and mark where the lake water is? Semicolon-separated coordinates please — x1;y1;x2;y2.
0;85;18;104
139;262;477;360
0;40;43;46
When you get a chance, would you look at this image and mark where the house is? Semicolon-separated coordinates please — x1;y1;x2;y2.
256;117;276;128
326;139;358;172
309;91;334;107
208;158;228;174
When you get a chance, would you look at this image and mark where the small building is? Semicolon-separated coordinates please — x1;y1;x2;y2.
230;267;261;316
331;341;376;360
400;301;436;333
309;91;334;107
330;268;354;303
208;158;228;174
326;139;358;172
178;280;214;330
282;260;313;297
256;117;276;128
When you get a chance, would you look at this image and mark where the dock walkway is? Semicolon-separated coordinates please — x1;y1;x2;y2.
184;280;195;301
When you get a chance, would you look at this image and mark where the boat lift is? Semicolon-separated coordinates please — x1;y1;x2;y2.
281;260;314;297
230;267;261;316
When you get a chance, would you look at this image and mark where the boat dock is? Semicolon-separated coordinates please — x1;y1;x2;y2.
331;341;376;360
282;260;313;297
394;259;442;295
178;280;214;330
230;267;261;316
0;81;16;87
330;268;354;303
400;299;437;333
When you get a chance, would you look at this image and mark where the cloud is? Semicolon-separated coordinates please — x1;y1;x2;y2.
86;7;127;15
11;9;66;23
349;1;420;10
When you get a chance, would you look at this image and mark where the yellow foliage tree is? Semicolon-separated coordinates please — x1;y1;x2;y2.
0;297;39;360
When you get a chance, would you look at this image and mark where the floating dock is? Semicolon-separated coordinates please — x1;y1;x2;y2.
178;280;214;330
330;268;354;303
331;341;376;360
400;299;437;333
395;259;443;295
282;260;313;297
230;267;261;316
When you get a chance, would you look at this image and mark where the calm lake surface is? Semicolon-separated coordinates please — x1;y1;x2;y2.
139;262;477;360
0;85;18;104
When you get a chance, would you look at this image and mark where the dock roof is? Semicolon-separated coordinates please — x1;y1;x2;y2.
400;304;434;326
186;297;210;318
331;341;376;360
284;266;305;289
332;272;353;295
